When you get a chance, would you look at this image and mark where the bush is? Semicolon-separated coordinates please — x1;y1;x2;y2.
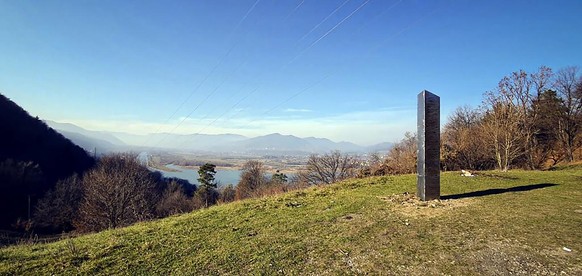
383;133;417;175
236;160;268;200
218;184;236;203
156;179;193;217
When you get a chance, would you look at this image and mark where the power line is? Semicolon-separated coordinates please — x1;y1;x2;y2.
284;0;306;21
287;0;370;66
161;0;432;150
145;0;262;148
257;73;332;119
187;0;372;137
308;0;371;52
220;1;443;134
172;86;260;149
367;5;444;56
295;0;352;46
151;60;247;148
161;1;338;148
234;0;262;34
354;0;402;33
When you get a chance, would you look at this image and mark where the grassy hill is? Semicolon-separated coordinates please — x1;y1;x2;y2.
1;168;581;275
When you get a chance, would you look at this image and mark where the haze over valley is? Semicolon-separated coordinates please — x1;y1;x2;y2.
45;120;393;156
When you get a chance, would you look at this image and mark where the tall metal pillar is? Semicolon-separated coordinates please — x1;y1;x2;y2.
417;90;440;201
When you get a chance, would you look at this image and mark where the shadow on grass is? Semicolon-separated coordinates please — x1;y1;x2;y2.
441;183;558;200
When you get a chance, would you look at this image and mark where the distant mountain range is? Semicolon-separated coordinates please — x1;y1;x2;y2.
45;121;393;155
44;121;127;153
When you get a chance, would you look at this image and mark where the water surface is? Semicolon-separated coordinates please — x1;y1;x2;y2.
155;164;241;187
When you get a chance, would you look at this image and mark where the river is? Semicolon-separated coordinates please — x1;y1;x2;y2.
140;152;293;187
156;164;242;187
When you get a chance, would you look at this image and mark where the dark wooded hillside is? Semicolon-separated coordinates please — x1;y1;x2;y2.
0;93;94;229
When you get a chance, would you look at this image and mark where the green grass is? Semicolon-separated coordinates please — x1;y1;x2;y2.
1;167;581;275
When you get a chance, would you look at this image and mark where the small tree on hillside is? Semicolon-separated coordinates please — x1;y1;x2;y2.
195;163;218;208
366;152;388;176
197;163;217;189
218;184;236;203
236;160;268;200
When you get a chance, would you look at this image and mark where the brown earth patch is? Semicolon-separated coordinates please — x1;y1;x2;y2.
378;192;472;218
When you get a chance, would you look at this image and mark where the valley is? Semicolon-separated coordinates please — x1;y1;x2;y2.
143;151;304;186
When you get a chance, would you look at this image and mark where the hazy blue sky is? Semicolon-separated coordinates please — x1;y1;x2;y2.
1;0;581;145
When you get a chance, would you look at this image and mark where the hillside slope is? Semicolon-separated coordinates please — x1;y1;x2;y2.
1;169;581;274
0;94;94;228
0;94;94;184
56;130;120;154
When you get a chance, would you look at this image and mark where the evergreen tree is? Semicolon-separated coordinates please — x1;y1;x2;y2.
271;171;288;184
197;163;217;189
196;163;217;207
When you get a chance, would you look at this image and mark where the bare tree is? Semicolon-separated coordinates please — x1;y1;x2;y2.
218;184;236;203
236;160;268;199
383;133;417;174
481;70;534;171
439;66;580;170
481;101;523;171
554;66;582;162
513;69;537;169
75;153;161;232
531;66;554;98
528;66;556;168
300;151;359;185
156;179;193;217
33;174;82;232
358;152;387;177
478;66;581;169
442;106;491;170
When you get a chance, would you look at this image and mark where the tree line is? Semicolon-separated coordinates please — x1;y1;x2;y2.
446;66;581;171
367;65;582;174
26;150;365;235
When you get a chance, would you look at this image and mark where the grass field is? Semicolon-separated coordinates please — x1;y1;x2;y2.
1;167;581;275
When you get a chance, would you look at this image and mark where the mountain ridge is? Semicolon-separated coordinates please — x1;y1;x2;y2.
46;121;393;155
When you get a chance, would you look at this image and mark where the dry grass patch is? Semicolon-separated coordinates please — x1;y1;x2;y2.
467;239;582;275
